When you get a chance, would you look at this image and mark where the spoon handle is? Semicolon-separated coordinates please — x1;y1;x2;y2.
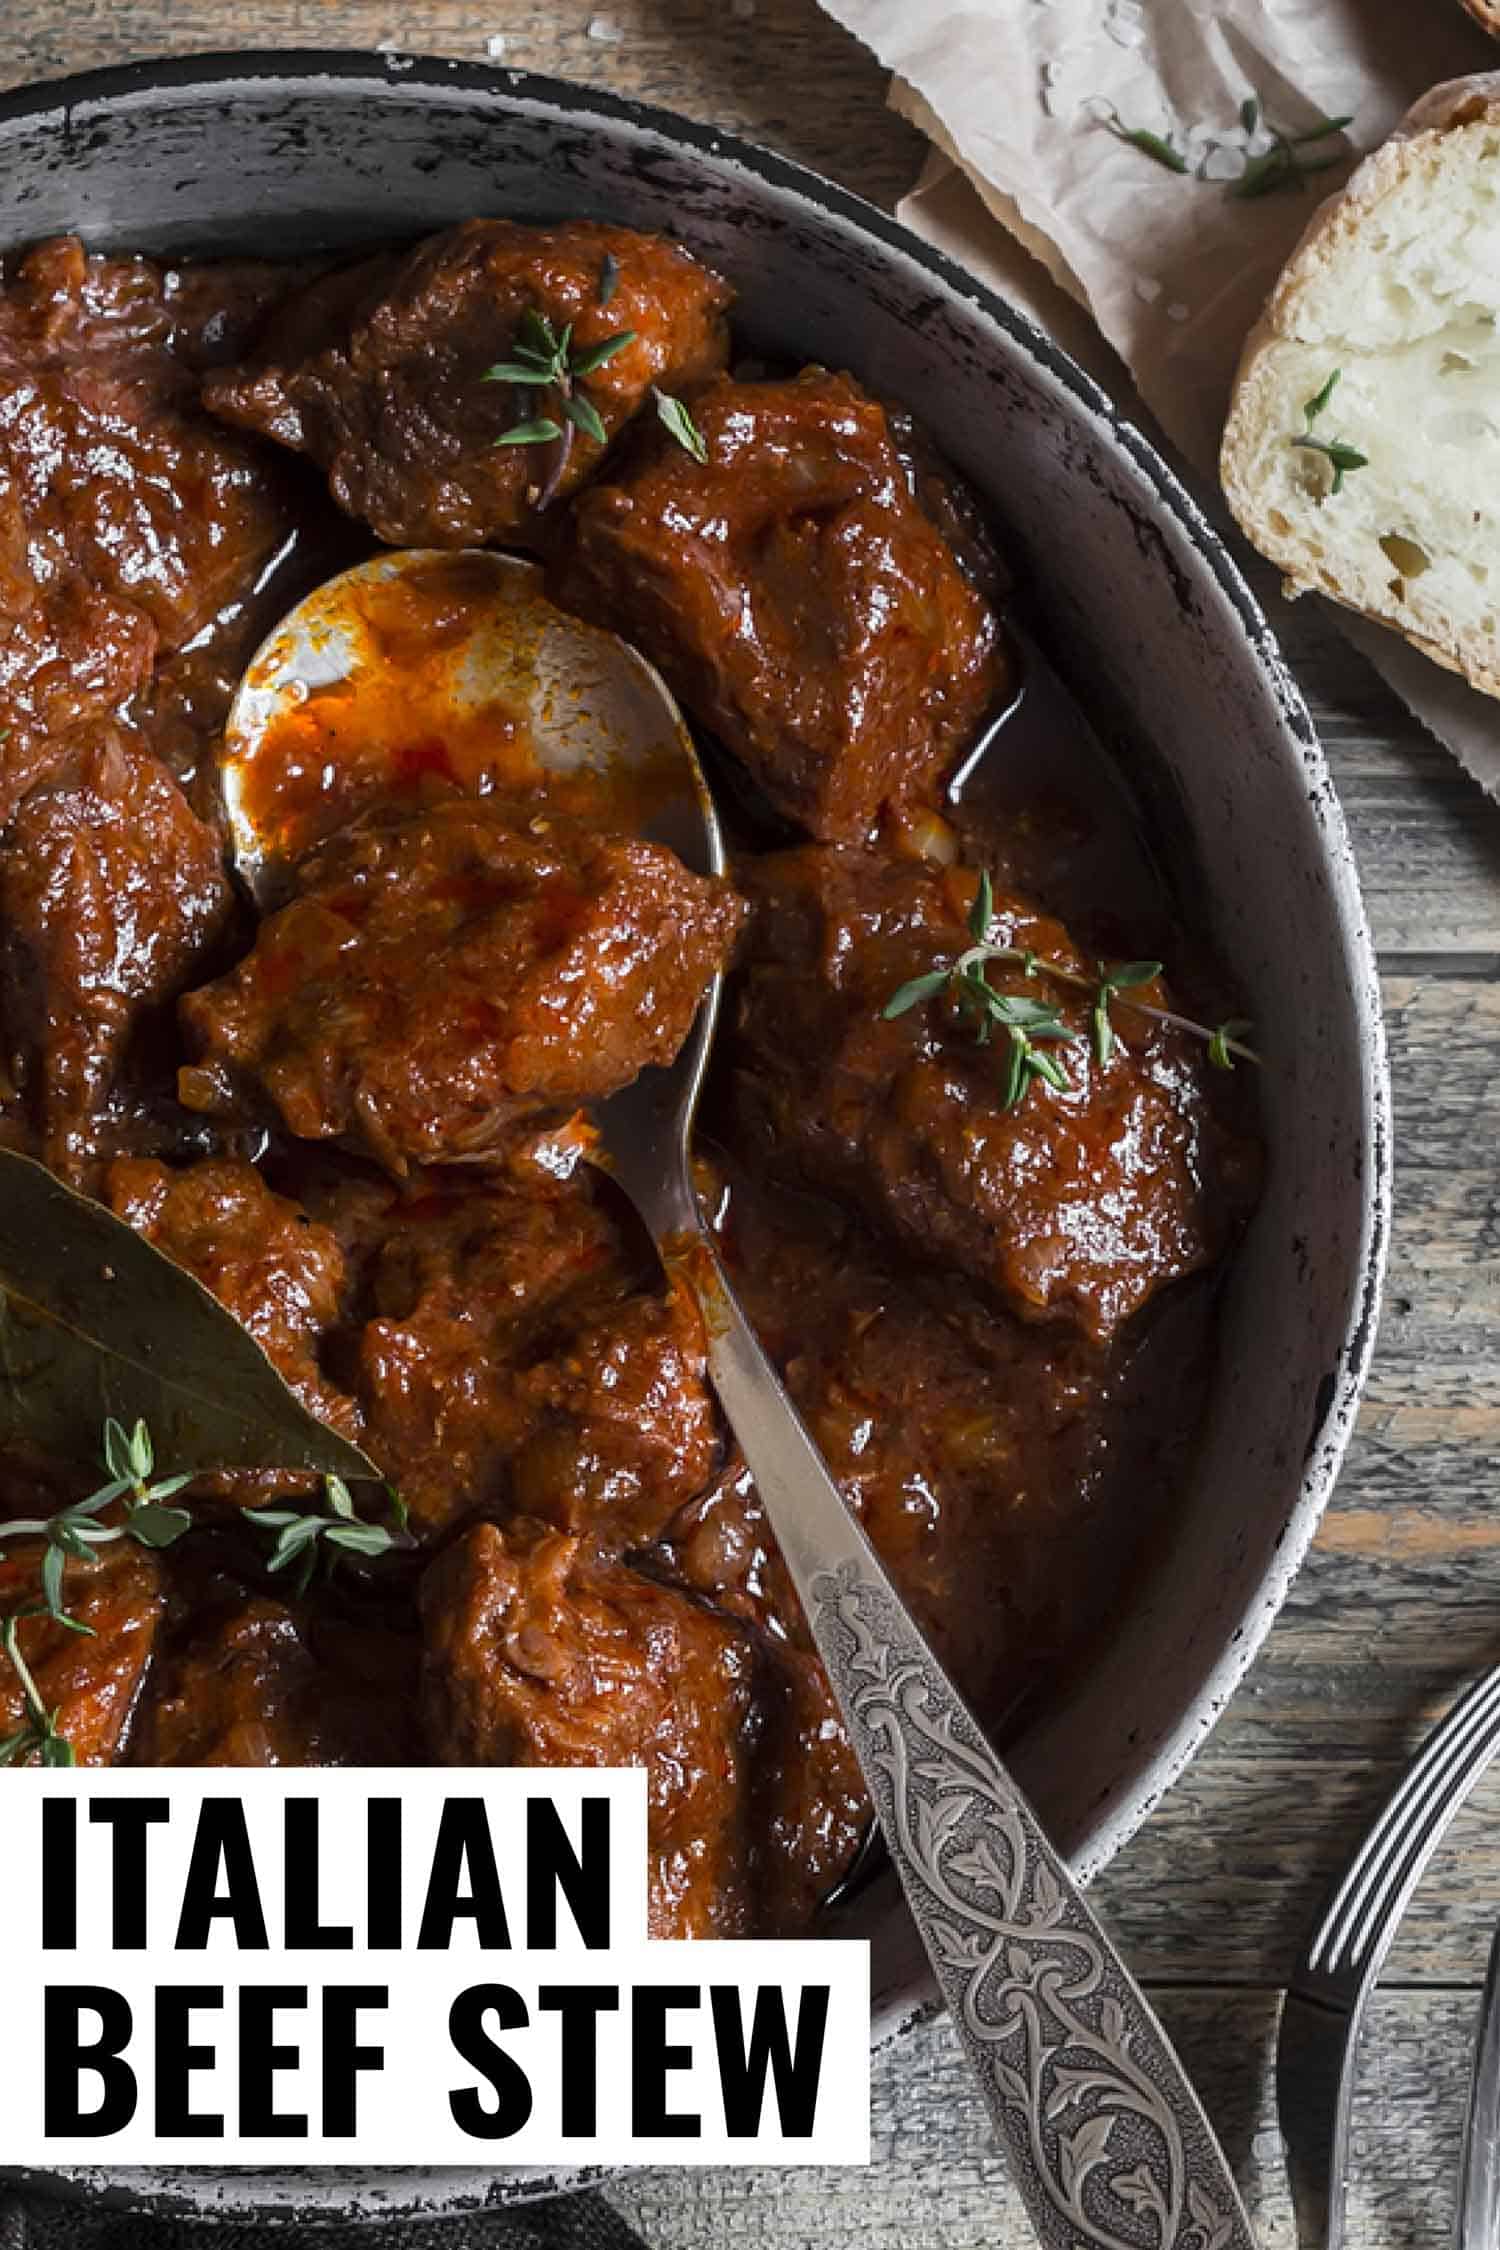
678;1231;1257;2250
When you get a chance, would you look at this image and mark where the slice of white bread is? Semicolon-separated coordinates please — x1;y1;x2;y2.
1221;77;1500;699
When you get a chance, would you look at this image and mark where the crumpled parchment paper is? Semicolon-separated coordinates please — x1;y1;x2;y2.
818;0;1500;794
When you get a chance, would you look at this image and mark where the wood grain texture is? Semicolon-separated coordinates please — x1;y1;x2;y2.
0;0;926;211
7;4;1500;2243
616;1991;1480;2250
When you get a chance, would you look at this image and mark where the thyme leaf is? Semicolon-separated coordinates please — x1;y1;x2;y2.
1303;368;1341;422
1208;1018;1255;1071
562;392;609;446
654;388;709;463
495;416;565;447
570;329;636;377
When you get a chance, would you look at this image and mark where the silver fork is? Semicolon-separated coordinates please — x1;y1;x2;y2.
1278;1661;1500;2249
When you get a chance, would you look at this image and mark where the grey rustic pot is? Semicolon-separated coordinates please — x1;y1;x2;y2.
0;50;1390;2225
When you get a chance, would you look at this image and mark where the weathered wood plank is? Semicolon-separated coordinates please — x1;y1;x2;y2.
612;1988;1479;2250
1063;961;1500;1984
0;0;927;212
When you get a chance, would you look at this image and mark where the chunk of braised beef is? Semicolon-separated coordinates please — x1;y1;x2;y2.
103;1155;365;1479
177;799;744;1173
681;1161;1209;1728
420;1522;757;1938
204;220;732;545
135;1574;424;1766
729;845;1252;1342
0;238;296;817
661;1458;871;1930
0;731;233;1182
557;369;1007;842
342;1172;716;1542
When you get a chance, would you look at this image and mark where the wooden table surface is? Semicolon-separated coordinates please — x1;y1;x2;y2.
5;5;1499;2244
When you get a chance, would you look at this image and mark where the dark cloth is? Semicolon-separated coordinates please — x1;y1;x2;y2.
0;2187;649;2248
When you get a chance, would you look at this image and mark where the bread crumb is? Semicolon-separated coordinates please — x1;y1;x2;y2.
1134;276;1163;305
587;14;625;41
1167;301;1191;323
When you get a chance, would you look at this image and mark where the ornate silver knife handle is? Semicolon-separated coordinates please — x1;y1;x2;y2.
673;1224;1258;2250
810;1555;1251;2250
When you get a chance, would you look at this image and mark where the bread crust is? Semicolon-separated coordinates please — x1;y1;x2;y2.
1460;0;1500;39
1220;74;1500;701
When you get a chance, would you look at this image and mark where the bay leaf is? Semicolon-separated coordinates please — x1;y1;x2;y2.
0;1147;377;1481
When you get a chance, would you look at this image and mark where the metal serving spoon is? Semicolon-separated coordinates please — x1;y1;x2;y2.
224;548;1257;2250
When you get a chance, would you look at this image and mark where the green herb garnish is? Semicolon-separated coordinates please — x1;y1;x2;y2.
1098;107;1188;174
1091;960;1164;1068
882;870;1258;1108
1093;92;1353;200
654;388;709;464
1290;369;1368;494
0;1421;407;1766
493;415;565;446
1230;111;1353;200
0;1416;193;1634
1208;1018;1255;1071
246;1475;409;1600
484;305;637;501
598;251;620;307
0;1418;195;1764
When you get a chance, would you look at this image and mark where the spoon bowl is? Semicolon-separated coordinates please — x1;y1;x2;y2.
220;546;717;908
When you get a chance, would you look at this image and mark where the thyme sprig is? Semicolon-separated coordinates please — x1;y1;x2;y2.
484;305;638;505
246;1475;410;1599
0;1416;193;1633
0;1423;409;1766
1289;367;1368;495
0;1417;195;1766
882;869;1259;1108
1094;91;1353;199
1230;107;1354;199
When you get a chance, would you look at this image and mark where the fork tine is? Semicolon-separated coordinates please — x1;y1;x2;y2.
1314;1669;1500;1975
1314;1676;1500;1972
1342;1678;1500;1968
1310;1665;1500;1979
